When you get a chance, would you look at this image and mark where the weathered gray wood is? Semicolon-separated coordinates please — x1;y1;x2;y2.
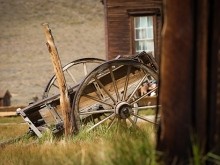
42;23;75;136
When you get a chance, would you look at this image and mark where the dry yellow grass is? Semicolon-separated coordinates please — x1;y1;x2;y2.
0;124;157;165
0;116;27;142
0;123;28;141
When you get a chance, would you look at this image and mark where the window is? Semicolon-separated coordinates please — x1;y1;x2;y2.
128;8;162;61
134;16;155;55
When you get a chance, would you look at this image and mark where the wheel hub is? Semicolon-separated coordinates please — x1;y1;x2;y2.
115;102;132;119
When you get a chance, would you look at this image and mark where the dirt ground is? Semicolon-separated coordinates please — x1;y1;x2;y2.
0;0;105;105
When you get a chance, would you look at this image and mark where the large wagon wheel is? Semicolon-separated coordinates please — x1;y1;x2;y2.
72;59;159;131
42;58;105;98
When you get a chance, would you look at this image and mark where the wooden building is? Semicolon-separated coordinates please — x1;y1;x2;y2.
0;90;11;106
102;0;163;62
102;0;220;162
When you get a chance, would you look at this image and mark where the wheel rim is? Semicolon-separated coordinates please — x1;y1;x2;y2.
42;58;105;98
73;59;159;131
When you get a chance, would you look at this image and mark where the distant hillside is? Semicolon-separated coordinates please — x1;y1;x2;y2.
0;0;105;105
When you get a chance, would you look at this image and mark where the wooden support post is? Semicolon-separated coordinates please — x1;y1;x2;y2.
157;0;220;163
42;23;74;137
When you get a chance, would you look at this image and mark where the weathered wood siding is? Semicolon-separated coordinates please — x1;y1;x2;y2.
104;0;163;61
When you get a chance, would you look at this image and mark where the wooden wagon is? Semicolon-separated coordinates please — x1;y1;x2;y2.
17;51;159;137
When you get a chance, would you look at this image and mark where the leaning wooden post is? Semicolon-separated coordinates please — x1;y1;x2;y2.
42;23;73;137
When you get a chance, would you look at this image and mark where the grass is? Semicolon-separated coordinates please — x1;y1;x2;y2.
1;117;220;165
138;108;156;116
0;116;28;141
190;135;220;165
0;116;157;165
0;116;24;123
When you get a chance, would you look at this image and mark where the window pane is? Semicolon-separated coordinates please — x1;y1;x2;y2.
135;29;139;39
135;17;140;28
147;28;153;39
135;41;140;51
147;17;153;27
136;29;142;39
143;41;147;50
146;40;154;51
140;17;147;27
140;41;144;50
141;29;147;39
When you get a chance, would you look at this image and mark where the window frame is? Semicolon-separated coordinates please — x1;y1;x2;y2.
127;8;161;60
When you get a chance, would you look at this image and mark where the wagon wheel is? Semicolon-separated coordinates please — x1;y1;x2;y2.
42;58;105;98
73;59;159;132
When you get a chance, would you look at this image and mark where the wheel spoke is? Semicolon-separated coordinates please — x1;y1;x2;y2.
83;94;114;108
131;104;160;111
127;73;149;103
132;103;138;123
109;66;120;101
120;118;127;128
127;117;139;129
52;83;59;89
79;109;114;115
83;62;88;76
130;87;158;104
122;66;131;101
87;113;115;131
94;77;117;104
116;118;121;130
107;116;116;130
66;69;77;84
132;113;158;125
93;81;105;100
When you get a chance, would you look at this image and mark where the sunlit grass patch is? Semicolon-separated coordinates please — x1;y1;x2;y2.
0;116;24;123
138;108;156;116
0;115;159;164
0;120;28;142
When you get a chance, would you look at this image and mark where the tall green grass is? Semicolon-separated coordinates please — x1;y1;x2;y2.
190;134;220;165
